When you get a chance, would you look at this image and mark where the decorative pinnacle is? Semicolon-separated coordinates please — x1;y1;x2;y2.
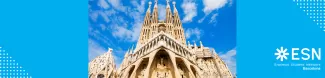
194;41;197;48
200;41;203;47
108;48;113;52
172;1;177;12
166;0;170;6
131;44;134;50
187;41;191;47
149;1;152;5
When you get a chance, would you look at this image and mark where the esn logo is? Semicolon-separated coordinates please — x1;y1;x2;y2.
275;46;321;61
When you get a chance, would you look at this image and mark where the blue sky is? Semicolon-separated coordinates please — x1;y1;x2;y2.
88;0;236;74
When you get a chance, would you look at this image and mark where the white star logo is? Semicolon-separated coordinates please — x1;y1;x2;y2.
275;46;289;61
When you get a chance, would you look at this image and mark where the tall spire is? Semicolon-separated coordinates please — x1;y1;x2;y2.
165;0;172;23
136;2;153;47
152;0;159;23
172;1;180;26
172;1;186;45
144;1;152;26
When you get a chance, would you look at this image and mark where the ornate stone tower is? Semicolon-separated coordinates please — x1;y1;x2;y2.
137;0;186;48
117;0;233;78
88;48;117;78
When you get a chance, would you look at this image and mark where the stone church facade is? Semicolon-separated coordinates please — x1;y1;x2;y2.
89;0;233;78
89;48;116;78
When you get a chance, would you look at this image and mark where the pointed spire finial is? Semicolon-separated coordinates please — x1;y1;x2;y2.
200;41;203;47
131;44;135;53
172;1;178;13
147;1;152;13
166;0;170;8
127;47;130;52
108;48;113;53
149;1;152;7
172;1;176;5
194;41;197;48
187;41;191;48
128;45;132;54
154;0;158;8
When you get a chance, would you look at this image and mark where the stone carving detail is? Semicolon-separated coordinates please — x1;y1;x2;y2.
152;57;171;78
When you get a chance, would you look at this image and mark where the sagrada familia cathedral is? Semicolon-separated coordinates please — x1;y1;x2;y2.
89;0;234;78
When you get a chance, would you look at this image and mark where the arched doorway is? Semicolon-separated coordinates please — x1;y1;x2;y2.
136;58;149;78
175;58;189;78
149;50;175;78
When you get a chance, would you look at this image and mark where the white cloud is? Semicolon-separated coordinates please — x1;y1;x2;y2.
89;0;148;68
158;4;166;20
181;0;197;23
198;16;206;23
89;9;117;23
90;0;147;42
185;28;203;40
89;25;113;46
108;0;127;12
99;24;107;31
111;24;133;40
130;0;146;13
88;38;107;61
203;0;228;15
109;0;145;42
209;13;218;23
198;0;229;23
110;0;146;42
111;21;142;42
104;9;117;16
130;22;143;41
98;0;110;9
89;11;99;22
219;48;237;76
98;11;110;23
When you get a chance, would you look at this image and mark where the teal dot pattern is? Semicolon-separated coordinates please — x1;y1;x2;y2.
294;0;325;31
0;47;32;78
